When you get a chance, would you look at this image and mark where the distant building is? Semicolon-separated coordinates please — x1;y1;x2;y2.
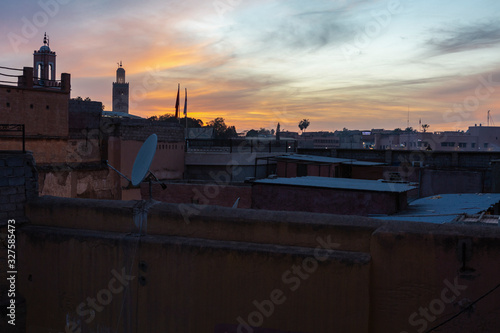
373;125;500;151
0;35;71;164
112;62;129;114
298;131;341;149
468;125;500;150
184;138;294;182
272;154;385;179
274;154;351;178
279;130;299;140
0;35;184;200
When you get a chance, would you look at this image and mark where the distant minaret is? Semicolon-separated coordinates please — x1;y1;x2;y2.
33;33;56;84
112;61;129;113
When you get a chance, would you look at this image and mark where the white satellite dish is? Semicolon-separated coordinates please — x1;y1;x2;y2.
106;133;166;199
131;133;157;186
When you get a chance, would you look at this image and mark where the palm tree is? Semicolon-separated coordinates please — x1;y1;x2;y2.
298;119;310;134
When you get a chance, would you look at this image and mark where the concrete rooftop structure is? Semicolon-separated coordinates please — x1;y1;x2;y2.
276;154;353;164
254;176;417;193
375;193;500;224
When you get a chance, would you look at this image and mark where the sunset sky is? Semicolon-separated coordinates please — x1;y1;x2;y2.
2;0;500;132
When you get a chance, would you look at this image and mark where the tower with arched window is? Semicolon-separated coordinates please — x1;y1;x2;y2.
33;33;56;86
112;61;129;113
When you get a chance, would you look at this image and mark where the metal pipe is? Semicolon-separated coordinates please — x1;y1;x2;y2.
105;160;131;182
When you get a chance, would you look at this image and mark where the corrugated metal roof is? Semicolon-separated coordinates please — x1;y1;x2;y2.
455;214;499;225
373;193;500;224
254;176;416;193
276;154;352;164
344;161;386;166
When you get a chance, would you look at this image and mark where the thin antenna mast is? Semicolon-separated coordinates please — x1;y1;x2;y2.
407;105;410;129
488;110;495;126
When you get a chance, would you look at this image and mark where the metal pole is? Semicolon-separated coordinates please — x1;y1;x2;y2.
105;161;132;182
22;124;25;153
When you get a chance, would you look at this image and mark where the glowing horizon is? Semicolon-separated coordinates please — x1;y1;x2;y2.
2;0;500;132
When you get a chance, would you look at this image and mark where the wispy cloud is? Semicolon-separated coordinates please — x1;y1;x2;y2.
426;20;500;56
2;0;500;131
263;10;354;52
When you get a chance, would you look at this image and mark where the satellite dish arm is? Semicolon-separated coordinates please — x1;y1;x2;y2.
105;160;132;183
147;171;167;190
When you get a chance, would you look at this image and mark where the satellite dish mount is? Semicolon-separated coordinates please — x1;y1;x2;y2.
106;133;166;199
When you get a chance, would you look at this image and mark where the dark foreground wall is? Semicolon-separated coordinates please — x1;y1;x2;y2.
0;152;38;221
11;196;500;333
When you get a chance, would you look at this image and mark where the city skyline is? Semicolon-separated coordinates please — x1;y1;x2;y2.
2;0;500;132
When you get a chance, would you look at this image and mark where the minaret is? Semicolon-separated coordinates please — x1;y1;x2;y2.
33;33;56;85
112;61;129;113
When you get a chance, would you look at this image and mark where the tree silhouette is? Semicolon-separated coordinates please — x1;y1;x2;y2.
245;128;274;137
298;119;310;134
245;129;259;137
208;117;237;139
148;113;203;128
421;124;430;133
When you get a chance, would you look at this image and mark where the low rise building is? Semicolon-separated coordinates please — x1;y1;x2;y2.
374;125;500;151
252;176;416;215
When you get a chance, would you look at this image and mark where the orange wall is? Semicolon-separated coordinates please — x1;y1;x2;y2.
18;197;500;333
117;139;185;183
0;138;68;164
0;85;69;137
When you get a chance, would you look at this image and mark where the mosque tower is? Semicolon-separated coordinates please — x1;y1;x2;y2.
33;33;56;85
112;61;129;113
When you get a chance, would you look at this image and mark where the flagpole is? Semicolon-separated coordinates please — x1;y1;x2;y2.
175;83;180;121
184;88;188;140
